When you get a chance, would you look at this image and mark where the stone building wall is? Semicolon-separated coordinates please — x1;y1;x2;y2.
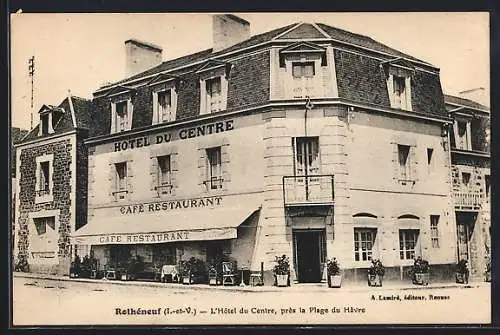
17;136;74;275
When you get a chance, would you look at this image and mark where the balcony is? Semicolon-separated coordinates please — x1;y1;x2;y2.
454;191;483;211
283;175;334;206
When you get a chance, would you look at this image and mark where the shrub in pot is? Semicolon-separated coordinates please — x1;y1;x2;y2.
273;255;290;287
367;259;385;287
181;257;207;284
327;258;342;288
69;254;82;278
410;256;430;285
455;259;469;284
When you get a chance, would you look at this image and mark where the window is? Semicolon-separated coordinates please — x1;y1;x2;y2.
430;215;440;248
427;148;434;165
291;62;317;98
33;217;55;236
205;147;222;190
294;137;320;176
38;161;50;196
157;90;173;123
292;62;315;78
153;245;176;265
206;77;222;113
455;120;471;150
398;144;411;181
399;229;419;260
462;172;471;187
156;155;172;195
116;101;128;132
41;114;50;135
114;162;128;200
354;229;376;261
393;76;406;109
485;175;491;197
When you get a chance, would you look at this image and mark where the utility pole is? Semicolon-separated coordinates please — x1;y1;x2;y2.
28;56;35;130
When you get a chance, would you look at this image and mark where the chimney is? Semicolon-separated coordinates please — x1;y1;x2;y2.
125;39;163;77
212;14;251;52
459;87;490;108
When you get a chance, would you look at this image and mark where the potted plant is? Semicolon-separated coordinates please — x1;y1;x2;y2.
273;255;290;287
69;254;82;278
455;259;469;284
180;257;207;284
411;256;430;285
327;258;342;288
367;259;385;287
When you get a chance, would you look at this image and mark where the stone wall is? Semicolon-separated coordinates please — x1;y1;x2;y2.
17;137;74;275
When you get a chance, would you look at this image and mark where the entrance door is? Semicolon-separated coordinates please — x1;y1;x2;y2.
456;213;476;265
294;230;325;283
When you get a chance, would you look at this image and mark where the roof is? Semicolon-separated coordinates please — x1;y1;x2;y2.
99;21;433;93
444;94;489;112
11;127;29;144
20;95;92;143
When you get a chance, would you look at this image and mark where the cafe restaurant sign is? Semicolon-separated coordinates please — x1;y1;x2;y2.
75;228;237;246
119;196;222;215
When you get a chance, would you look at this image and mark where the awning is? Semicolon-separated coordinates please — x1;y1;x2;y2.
71;206;259;245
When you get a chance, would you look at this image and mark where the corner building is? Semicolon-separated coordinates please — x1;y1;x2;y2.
74;16;457;284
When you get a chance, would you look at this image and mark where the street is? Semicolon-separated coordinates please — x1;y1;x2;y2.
12;276;491;325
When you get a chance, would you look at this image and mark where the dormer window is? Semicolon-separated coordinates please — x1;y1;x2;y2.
382;60;414;111
37;105;59;136
196;60;231;115
278;42;327;100
454;119;472;151
110;98;133;133
151;83;178;125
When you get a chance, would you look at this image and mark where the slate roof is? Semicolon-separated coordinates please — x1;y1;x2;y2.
20;96;92;143
99;21;433;92
444;94;489;112
11;127;29;144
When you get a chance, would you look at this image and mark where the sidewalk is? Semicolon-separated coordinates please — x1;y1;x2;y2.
13;271;488;293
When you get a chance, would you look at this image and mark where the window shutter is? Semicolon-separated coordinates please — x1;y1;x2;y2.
170;88;177;122
127;99;134;130
198;148;206;188
387;75;394;107
127;160;134;194
221;76;229;111
221;141;231;188
170;152;178;195
405;76;412;111
152;92;158;125
410;145;418;182
108;162;116;201
199;80;206;115
391;142;399;182
110;102;116;133
150;156;158;194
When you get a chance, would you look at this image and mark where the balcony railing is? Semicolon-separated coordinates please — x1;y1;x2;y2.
203;177;224;191
155;184;174;196
454;191;482;210
283;175;334;206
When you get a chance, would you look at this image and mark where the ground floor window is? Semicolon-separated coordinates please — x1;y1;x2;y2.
354;228;376;261
399;229;419;260
152;244;176;265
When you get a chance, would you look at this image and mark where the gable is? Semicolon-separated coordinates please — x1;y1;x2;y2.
276;23;328;40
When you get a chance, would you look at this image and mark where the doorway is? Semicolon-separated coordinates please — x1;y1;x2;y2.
456;212;477;268
293;229;326;283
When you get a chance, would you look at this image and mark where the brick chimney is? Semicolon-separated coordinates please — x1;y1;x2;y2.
125;39;163;77
212;14;251;52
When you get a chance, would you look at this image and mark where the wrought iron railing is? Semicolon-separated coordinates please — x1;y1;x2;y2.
283;175;334;205
203;177;224;190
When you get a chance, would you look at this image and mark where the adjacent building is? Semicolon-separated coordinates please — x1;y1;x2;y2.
14;95;91;275
445;93;490;280
72;15;459;284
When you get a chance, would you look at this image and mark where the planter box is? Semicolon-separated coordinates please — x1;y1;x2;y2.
328;275;342;288
455;272;469;284
276;274;289;287
368;274;383;287
413;273;430;285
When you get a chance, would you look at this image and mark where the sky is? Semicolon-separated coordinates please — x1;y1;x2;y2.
10;12;489;130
